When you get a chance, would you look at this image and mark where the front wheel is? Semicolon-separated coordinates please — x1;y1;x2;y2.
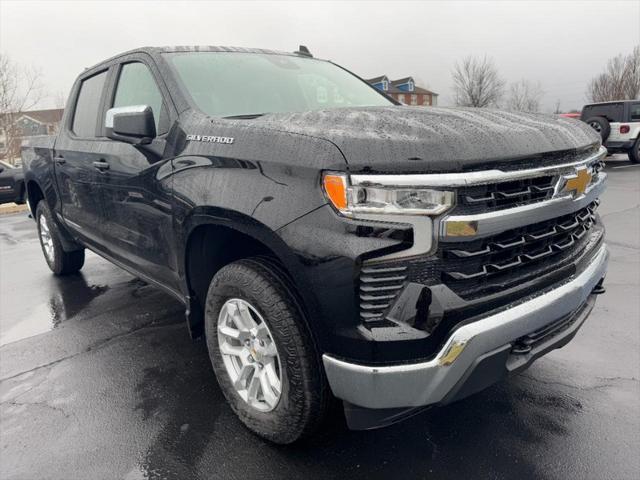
35;201;85;275
204;257;330;444
628;139;640;164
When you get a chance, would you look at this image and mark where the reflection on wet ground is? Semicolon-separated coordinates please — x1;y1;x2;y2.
0;157;638;480
1;272;109;345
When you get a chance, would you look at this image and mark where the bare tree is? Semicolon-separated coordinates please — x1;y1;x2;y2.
0;53;45;161
623;46;640;100
451;55;505;108
506;79;544;113
586;46;640;102
554;99;562;114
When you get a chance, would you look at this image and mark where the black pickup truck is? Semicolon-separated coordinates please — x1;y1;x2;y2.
0;160;26;205
22;46;608;444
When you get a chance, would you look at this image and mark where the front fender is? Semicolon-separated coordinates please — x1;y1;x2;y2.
170;153;328;231
176;206;328;347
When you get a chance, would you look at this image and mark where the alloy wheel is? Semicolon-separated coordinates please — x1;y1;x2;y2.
217;298;282;412
38;213;54;264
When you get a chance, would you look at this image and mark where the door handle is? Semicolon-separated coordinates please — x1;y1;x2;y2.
93;160;110;171
54;156;66;165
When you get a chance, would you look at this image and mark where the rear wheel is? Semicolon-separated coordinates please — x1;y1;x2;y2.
35;201;85;275
628;139;640;164
204;257;330;444
585;116;611;141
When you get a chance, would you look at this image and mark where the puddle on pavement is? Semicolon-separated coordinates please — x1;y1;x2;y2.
0;275;109;347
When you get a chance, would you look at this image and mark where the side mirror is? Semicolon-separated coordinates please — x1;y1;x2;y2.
105;105;156;145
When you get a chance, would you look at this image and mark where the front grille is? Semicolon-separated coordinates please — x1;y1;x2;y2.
453;159;605;215
455;175;556;214
357;147;605;324
358;265;407;322
440;201;601;298
358;200;603;323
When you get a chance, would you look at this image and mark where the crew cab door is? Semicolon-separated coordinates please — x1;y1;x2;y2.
95;58;179;290
54;69;111;248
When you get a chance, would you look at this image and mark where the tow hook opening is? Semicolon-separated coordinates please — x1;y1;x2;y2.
511;343;532;355
592;277;606;295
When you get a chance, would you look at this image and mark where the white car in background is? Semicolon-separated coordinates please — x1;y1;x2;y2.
581;100;640;163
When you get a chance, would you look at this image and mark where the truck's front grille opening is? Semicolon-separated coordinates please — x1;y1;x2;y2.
358;265;407;322
456;175;557;214
357;201;604;326
357;191;605;325
440;200;602;299
452;159;605;215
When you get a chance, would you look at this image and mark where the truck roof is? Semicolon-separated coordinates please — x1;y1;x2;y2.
84;46;306;72
583;100;636;106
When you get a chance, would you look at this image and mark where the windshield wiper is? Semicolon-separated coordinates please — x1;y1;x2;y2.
223;113;267;119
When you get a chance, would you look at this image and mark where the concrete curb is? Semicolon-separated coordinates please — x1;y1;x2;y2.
0;203;29;215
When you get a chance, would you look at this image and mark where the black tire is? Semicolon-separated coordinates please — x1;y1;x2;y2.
35;201;85;275
628;139;640;164
585;116;611;141
204;257;330;444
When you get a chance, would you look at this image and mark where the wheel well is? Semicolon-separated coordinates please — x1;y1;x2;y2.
27;181;44;216
185;224;276;335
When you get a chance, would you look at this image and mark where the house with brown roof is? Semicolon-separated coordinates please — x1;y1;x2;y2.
366;75;438;107
0;108;64;162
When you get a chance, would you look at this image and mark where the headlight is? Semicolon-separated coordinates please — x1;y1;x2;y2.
323;172;454;216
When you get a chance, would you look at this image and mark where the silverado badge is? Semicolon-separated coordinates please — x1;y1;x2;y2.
186;134;234;144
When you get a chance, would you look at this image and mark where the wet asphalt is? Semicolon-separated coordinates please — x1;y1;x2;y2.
0;156;638;480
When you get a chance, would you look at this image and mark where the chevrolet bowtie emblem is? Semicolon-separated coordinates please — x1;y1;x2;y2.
562;167;592;197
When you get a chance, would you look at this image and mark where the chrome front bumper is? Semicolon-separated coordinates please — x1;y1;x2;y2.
323;244;609;409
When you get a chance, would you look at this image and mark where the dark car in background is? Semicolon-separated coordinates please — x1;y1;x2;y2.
0;160;25;205
581;100;640;162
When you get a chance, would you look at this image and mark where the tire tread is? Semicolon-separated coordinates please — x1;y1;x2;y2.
205;256;331;444
35;201;84;275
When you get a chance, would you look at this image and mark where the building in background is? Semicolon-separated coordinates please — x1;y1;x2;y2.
366;75;438;106
0;108;64;164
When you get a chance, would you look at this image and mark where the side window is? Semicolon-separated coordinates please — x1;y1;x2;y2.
630;104;640;122
72;71;108;137
113;62;166;134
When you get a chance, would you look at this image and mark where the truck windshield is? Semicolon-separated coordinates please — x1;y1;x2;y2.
165;52;393;117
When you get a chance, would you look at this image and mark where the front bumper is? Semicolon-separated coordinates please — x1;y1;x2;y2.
323;244;608;410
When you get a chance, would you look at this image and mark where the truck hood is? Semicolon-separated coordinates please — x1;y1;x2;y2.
248;106;600;173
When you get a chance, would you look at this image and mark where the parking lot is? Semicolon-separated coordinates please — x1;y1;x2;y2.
0;156;638;480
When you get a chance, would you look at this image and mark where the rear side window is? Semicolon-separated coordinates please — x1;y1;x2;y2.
72;71;108;137
113;62;166;133
630;103;640;122
581;103;624;122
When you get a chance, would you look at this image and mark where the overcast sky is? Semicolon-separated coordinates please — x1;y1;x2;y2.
1;0;639;112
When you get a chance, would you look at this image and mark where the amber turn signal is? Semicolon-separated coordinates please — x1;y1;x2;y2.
323;174;348;211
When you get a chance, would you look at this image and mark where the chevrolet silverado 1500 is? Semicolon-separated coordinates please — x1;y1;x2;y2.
22;46;608;444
